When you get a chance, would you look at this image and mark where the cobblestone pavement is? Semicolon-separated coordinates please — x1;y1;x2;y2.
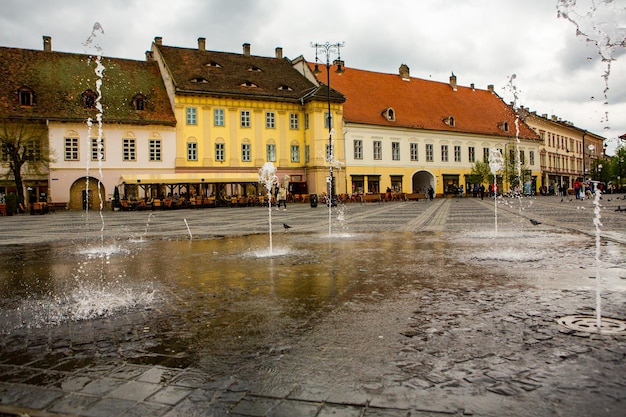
0;195;625;417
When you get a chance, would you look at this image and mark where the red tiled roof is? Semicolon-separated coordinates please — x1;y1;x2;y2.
311;64;538;140
0;46;176;125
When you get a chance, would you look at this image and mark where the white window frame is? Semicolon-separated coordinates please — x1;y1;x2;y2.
214;108;225;126
186;107;197;125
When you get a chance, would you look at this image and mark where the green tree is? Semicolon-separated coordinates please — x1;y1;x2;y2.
470;160;493;185
502;146;530;193
0;119;51;207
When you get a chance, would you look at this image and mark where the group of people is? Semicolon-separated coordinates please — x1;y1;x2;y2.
272;185;288;210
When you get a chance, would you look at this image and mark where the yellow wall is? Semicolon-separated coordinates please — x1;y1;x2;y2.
173;94;345;194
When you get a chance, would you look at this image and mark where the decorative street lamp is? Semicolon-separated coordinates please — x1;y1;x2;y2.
311;42;345;207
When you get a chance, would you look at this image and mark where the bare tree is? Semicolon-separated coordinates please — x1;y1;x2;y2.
0;118;51;207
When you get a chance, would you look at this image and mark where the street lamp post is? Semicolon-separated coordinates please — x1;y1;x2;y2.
311;42;345;207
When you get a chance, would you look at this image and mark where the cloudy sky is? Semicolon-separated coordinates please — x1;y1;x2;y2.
1;0;624;153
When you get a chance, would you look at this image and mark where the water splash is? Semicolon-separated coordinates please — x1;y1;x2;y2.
488;149;504;237
184;218;193;240
259;162;279;254
83;22;106;242
557;0;626;131
592;187;603;329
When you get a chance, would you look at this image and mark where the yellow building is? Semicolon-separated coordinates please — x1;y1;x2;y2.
138;37;344;202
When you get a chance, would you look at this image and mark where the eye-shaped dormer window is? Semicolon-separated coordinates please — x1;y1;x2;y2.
383;107;395;121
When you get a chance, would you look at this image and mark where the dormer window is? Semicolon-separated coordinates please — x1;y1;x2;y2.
240;81;258;88
190;77;209;83
18;86;34;107
278;85;293;91
443;116;455;127
205;61;221;68
82;89;98;109
132;93;146;111
248;66;262;72
498;121;509;132
383;107;395;121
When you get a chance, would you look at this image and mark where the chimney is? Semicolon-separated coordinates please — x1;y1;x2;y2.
275;47;283;59
399;64;410;81
449;72;457;91
243;43;251;56
487;84;494;93
470;83;475;91
43;36;52;52
145;50;154;61
198;37;206;51
154;36;163;46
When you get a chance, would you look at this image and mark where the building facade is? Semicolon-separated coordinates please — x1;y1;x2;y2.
518;107;606;194
0;37;176;210
117;38;346;202
306;64;542;197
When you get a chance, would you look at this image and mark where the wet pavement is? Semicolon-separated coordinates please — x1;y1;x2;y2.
0;195;625;417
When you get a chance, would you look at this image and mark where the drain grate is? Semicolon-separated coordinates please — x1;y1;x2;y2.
557;315;626;335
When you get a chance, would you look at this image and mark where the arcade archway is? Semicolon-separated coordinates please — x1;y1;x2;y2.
411;170;435;194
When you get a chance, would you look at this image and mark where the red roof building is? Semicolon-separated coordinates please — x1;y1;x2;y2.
307;62;542;196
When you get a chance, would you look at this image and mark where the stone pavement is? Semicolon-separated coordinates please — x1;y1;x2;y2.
0;195;625;417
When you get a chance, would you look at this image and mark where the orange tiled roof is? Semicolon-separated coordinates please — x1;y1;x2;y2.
311;64;538;140
0;46;176;125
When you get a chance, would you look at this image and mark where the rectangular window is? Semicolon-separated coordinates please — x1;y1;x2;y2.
186;107;197;125
304;114;309;130
290;145;300;162
25;141;42;162
265;111;275;128
20;91;33;107
483;147;490;163
0;143;8;162
529;151;535;166
468;146;475;163
354;139;363;160
441;145;448;162
91;137;105;161
324;112;333;129
410;143;418;161
187;142;197;161
392;142;400;161
373;140;382;160
426;144;434;162
149;139;161;161
454;145;461;162
305;145;310;163
123;138;136;161
289;113;299;130
242;143;251;162
214;108;225;126
241;110;251;127
215;143;225;162
64;137;79;161
520;150;526;165
266;144;276;162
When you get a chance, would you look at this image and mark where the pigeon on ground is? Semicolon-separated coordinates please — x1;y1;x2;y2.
283;223;292;229
530;219;541;225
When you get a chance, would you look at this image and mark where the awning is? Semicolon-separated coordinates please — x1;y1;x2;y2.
119;172;261;185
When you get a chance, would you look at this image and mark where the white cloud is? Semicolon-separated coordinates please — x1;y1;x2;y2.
0;0;624;142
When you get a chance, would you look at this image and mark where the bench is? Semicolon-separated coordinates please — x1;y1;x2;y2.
49;202;68;212
405;193;426;201
361;193;382;203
